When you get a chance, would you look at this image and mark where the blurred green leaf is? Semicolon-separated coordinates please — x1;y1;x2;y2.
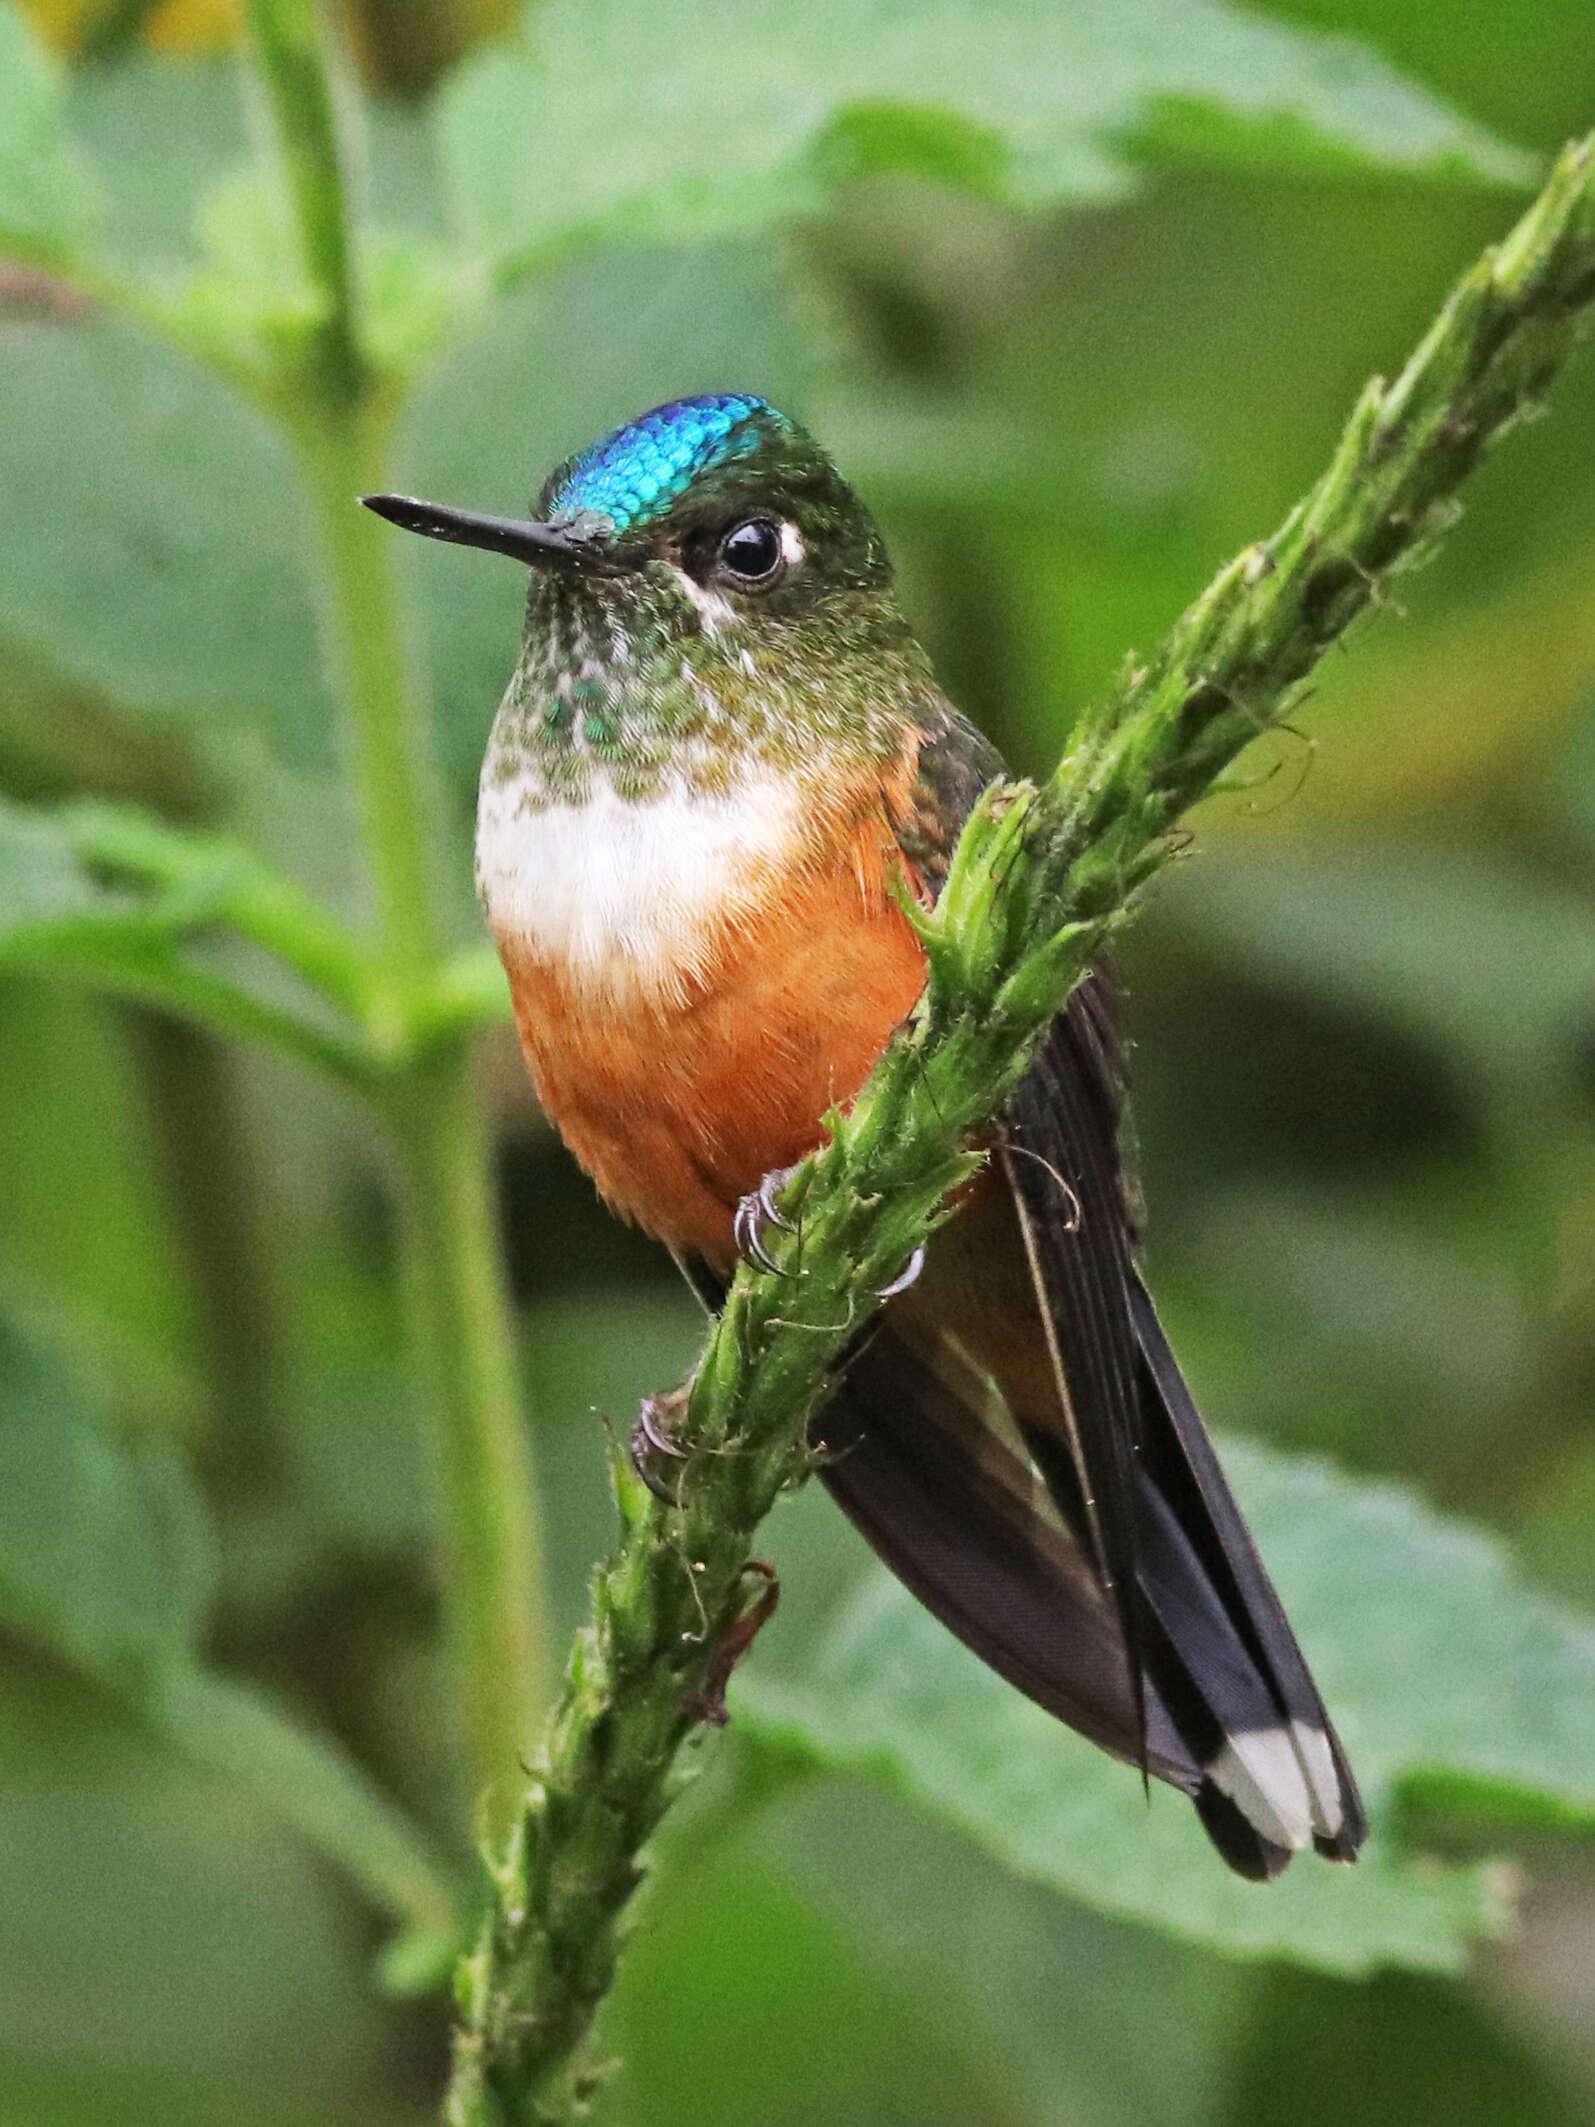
61;60;444;282
0;315;330;763
143;1665;459;1933
1158;852;1595;1120
606;1826;1043;2127
0;980;203;1426
0;2;100;270
54;61;467;385
0;2063;428;2127
0;1317;457;1931
1210;1444;1595;1828
1559;686;1595;860
0;799;382;1085
0;796;239;958
152;164;324;382
742;1436;1595;1973
0;797;131;943
1174;1185;1548;1475
437;0;1530;288
62;59;245;277
0;1662;425;2122
153;166;470;390
0;1319;212;1679
0;798;368;1007
1219;1962;1591;2127
756;1774;1253;2127
1520;1424;1595;1615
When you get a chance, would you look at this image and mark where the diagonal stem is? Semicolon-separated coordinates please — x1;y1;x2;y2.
443;135;1595;2127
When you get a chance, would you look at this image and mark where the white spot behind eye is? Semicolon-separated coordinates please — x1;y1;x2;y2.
779;521;805;568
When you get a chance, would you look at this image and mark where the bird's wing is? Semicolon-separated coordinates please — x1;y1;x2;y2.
834;711;1362;1875
677;708;1364;1876
812;971;1187;1789
816;974;1364;1877
1126;1272;1367;1865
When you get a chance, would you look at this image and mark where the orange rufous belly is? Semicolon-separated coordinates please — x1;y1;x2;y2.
495;800;927;1269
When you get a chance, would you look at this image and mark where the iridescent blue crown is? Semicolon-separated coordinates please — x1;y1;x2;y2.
540;395;786;532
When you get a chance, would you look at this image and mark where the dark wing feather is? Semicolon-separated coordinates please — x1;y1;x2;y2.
673;1176;1199;1794
816;1315;1202;1790
813;988;1365;1876
1000;975;1153;1750
999;989;1363;1866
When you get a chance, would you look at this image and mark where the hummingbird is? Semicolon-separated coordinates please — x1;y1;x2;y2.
365;393;1365;1880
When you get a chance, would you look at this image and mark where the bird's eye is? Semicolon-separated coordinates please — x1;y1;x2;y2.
717;518;785;586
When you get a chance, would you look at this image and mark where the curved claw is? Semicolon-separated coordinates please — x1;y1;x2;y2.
874;1244;926;1300
733;1192;784;1274
630;1388;690;1505
635;1392;689;1460
733;1166;800;1277
629;1433;684;1506
755;1170;796;1233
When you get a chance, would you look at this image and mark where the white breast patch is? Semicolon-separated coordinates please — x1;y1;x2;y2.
475;768;812;1007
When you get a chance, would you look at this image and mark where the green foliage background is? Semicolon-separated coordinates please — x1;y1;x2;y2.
1;0;1594;2120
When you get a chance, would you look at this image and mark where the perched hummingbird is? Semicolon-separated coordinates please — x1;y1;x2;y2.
366;393;1365;1880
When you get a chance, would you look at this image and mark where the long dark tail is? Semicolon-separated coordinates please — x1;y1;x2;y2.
816;1285;1365;1879
1126;1276;1365;1873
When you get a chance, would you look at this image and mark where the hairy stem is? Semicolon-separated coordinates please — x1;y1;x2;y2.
444;136;1595;2126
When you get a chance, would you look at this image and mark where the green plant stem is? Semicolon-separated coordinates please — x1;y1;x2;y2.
384;1049;551;1830
288;403;550;1823
242;0;366;409
241;0;551;1831
291;404;439;990
444;136;1595;2127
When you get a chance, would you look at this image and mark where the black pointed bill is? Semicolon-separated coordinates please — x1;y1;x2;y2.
360;492;613;570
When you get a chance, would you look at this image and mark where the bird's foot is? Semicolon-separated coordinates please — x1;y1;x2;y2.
733;1165;801;1275
687;1561;781;1727
734;1166;923;1298
630;1385;691;1505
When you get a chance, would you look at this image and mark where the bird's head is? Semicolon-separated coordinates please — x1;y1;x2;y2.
366;393;894;631
365;395;937;801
